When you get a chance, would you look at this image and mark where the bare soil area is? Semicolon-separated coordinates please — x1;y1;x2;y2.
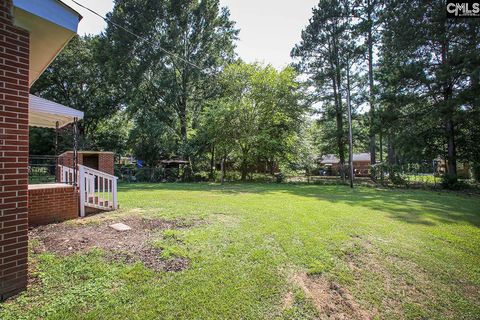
29;217;194;272
289;272;374;320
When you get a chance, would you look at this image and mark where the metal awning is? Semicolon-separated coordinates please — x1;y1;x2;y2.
29;94;84;128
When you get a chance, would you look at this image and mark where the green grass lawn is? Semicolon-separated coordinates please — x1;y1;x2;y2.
405;174;439;184
1;183;479;319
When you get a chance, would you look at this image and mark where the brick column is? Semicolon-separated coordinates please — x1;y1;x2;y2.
99;153;114;175
0;0;30;300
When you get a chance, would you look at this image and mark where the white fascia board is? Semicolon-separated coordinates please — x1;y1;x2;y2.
13;0;82;32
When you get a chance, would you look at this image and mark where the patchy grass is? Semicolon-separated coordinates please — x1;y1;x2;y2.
1;183;479;319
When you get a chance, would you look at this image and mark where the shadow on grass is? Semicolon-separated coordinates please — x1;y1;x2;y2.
118;182;480;228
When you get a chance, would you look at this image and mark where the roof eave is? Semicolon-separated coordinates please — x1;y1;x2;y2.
13;0;82;32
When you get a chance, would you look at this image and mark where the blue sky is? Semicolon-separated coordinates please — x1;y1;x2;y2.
63;0;319;69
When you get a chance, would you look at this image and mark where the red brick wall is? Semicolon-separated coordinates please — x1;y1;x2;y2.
330;160;371;177
57;152;82;169
56;152;82;182
57;152;114;175
355;161;371;177
98;153;114;175
0;0;29;300
28;186;78;227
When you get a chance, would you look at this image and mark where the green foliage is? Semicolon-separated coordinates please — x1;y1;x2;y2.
29;127;56;155
151;229;189;259
387;166;406;186
441;173;467;190
88;112;132;155
274;172;285;183
104;0;239;159
31;36;120;149
377;0;480;181
199;62;306;180
473;164;480;183
133;167;165;183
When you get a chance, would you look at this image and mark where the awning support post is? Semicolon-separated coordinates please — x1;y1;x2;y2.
54;121;59;182
73;117;78;187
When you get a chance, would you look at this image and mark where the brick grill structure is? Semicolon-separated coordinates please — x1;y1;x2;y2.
98;153;114;175
58;151;115;176
28;185;78;227
0;0;30;300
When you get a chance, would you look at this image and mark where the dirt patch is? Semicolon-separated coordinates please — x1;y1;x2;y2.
290;272;373;320
30;217;195;272
282;290;295;309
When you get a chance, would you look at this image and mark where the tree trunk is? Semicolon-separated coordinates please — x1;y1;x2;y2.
180;67;189;148
387;134;396;166
441;32;457;179
379;127;384;184
367;0;376;176
446;117;457;176
386;133;397;183
240;153;248;181
332;71;346;182
336;104;346;181
221;156;225;185
334;43;346;182
179;108;187;145
346;59;354;188
210;145;215;181
269;159;276;175
241;163;247;182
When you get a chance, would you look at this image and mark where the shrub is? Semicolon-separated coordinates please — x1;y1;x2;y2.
182;165;193;182
193;172;210;182
473;163;480;182
134;167;165;182
164;168;179;182
275;172;285;183
389;170;406;186
224;170;241;182
441;173;467;190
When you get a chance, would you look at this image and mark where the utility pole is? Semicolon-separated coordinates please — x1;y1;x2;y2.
346;57;354;189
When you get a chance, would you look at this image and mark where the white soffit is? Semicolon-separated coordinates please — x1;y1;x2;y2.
29;94;84;129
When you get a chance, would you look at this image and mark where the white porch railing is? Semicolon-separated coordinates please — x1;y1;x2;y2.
78;164;118;217
59;164;118;217
59;165;76;184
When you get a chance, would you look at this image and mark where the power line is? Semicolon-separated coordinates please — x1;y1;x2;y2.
70;0;202;70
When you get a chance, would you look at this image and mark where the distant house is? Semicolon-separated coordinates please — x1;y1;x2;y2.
319;153;371;177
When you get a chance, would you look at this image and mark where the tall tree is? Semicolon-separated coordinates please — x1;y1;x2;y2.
292;0;361;181
104;0;238;159
380;0;480;181
355;0;384;173
200;62;304;181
